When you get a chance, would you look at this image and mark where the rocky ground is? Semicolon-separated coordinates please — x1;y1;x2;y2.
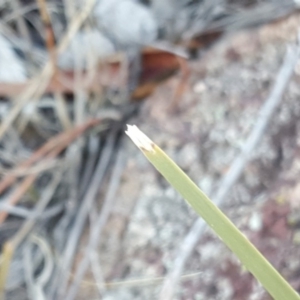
76;13;300;300
1;5;300;300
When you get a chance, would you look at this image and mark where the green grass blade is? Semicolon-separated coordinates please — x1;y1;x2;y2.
125;125;300;300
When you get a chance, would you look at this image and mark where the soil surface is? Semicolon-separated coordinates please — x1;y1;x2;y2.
73;13;300;300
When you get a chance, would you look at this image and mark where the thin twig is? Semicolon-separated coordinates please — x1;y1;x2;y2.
0;118;101;195
0;159;58;177
54;92;73;130
23;235;54;300
0;169;63;299
35;0;56;61
11;168;64;247
64;142;126;300
159;41;300;300
79;135;101;198
75;271;204;289
9;0;33;65
0;62;123;97
0;0;98;140
0;241;14;300
53;131;117;299
0;202;64;219
36;0;74;133
89;250;106;298
0;118;100;224
36;0;74;132
0;175;37;224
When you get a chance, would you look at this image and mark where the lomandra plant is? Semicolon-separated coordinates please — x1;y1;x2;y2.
125;125;300;300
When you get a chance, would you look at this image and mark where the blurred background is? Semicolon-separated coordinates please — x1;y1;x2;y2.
0;0;300;299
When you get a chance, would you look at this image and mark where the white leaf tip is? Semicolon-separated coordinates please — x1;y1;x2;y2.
125;125;155;152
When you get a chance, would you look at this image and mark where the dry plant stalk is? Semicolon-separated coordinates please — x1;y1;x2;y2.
0;0;99;140
35;0;56;61
0;118;101;224
0;242;14;300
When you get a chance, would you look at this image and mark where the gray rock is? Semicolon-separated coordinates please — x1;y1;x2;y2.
93;0;158;49
58;30;114;70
